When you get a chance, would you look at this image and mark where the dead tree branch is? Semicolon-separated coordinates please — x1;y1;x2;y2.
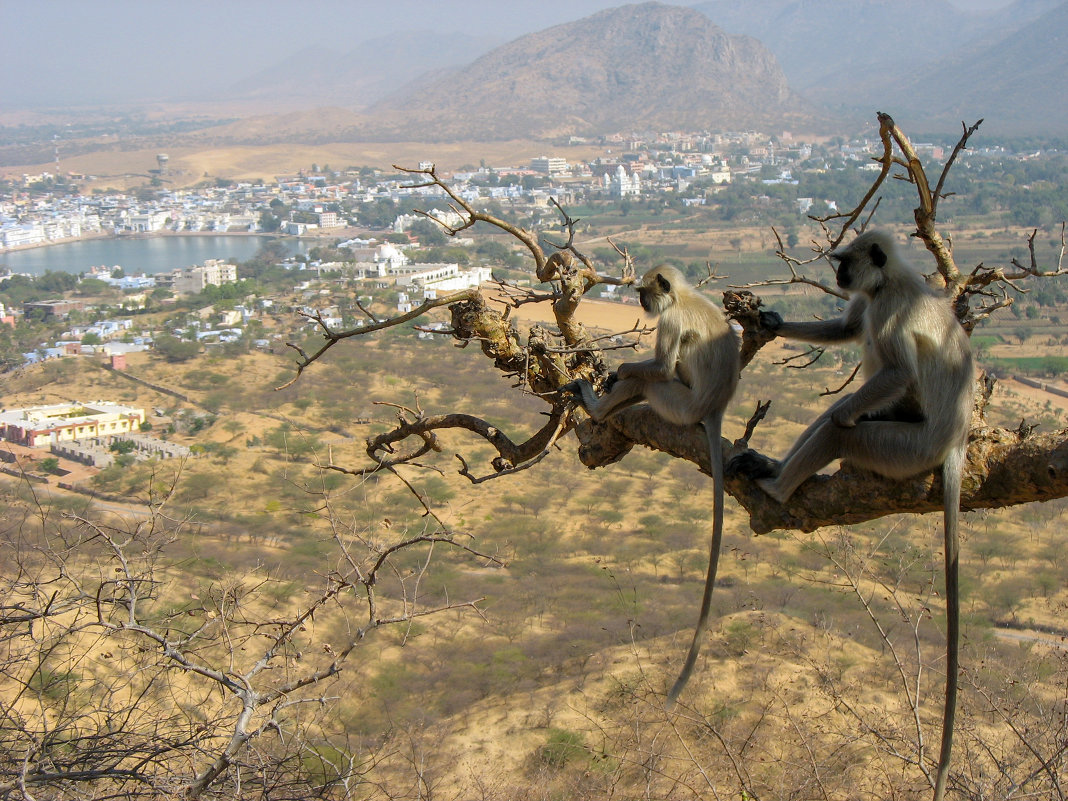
276;131;1068;534
278;289;479;390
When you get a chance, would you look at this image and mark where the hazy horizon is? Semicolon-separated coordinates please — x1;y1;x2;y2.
4;0;1022;112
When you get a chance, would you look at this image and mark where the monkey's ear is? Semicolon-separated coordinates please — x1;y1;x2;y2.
870;242;888;268
655;273;672;293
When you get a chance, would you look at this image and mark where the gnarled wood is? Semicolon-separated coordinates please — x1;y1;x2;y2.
570;406;1068;535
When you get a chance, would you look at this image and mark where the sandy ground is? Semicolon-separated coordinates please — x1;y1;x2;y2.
0;440;97;484
997;376;1068;413
4;140;610;193
486;291;648;335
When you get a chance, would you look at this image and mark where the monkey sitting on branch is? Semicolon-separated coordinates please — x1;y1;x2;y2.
564;264;739;706
727;230;973;502
727;229;973;801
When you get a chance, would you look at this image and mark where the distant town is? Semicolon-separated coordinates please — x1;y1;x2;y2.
4;127;1032;253
1;126;1064;377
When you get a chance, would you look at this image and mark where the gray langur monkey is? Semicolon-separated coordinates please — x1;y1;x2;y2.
564;264;739;706
727;230;973;800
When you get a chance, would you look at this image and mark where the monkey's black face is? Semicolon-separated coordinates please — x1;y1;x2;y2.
637;287;653;312
831;253;853;289
637;285;670;314
636;269;674;314
832;239;890;296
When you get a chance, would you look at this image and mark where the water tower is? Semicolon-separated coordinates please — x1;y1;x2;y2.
156;154;169;175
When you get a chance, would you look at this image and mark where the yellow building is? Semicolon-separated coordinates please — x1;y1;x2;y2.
0;402;145;448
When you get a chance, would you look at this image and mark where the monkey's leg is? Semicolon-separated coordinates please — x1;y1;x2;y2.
563;377;646;422
757;417;843;503
642;380;707;426
766;419;935;502
726;397;848;490
778;396;851;465
835;421;939;479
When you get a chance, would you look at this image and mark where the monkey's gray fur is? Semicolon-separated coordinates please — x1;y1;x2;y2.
727;230;972;797
564;264;739;706
728;230;973;502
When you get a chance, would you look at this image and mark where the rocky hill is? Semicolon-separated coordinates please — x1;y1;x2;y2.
693;0;1066;135
363;2;823;139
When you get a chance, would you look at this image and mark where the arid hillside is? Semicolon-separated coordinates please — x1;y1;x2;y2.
366;2;822;139
3;300;1067;796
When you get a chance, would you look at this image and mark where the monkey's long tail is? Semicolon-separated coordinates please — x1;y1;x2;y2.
666;415;725;709
933;442;965;801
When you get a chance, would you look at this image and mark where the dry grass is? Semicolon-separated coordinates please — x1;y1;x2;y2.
3;307;1068;797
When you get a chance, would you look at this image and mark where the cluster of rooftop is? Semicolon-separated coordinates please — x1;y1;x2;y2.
2;128;957;253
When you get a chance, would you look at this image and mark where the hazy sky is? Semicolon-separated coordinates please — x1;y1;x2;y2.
3;0;1019;110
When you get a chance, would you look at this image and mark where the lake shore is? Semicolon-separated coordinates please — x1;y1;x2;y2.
0;227;362;266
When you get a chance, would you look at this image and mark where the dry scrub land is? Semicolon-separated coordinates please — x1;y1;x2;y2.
3;306;1068;797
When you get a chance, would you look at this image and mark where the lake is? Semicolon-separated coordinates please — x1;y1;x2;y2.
0;235;312;277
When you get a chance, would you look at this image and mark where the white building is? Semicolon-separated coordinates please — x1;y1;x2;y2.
395;263;493;294
1;224;46;249
531;156;569;176
128;211;169;232
351;243;410;277
170;259;238;295
708;165;732;185
609;165;641;198
282;220;318;235
317;211;343;228
393;209;464;234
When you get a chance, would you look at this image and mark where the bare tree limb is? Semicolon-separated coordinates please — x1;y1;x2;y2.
277;289;479;390
275;127;1068;538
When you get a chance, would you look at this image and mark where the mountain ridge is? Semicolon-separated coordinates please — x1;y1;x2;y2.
691;0;1066;134
881;1;1068;135
362;2;825;139
222;31;501;111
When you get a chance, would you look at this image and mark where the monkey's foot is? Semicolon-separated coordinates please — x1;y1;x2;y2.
755;477;790;505
559;380;594;411
725;450;779;480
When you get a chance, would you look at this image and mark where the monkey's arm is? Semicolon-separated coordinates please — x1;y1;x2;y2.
763;298;866;344
617;319;683;382
830;332;917;427
616;357;674;382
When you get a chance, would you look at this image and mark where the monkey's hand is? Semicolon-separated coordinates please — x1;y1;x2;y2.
601;371;619;393
559;380;584;401
758;310;783;333
831;408;857;428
